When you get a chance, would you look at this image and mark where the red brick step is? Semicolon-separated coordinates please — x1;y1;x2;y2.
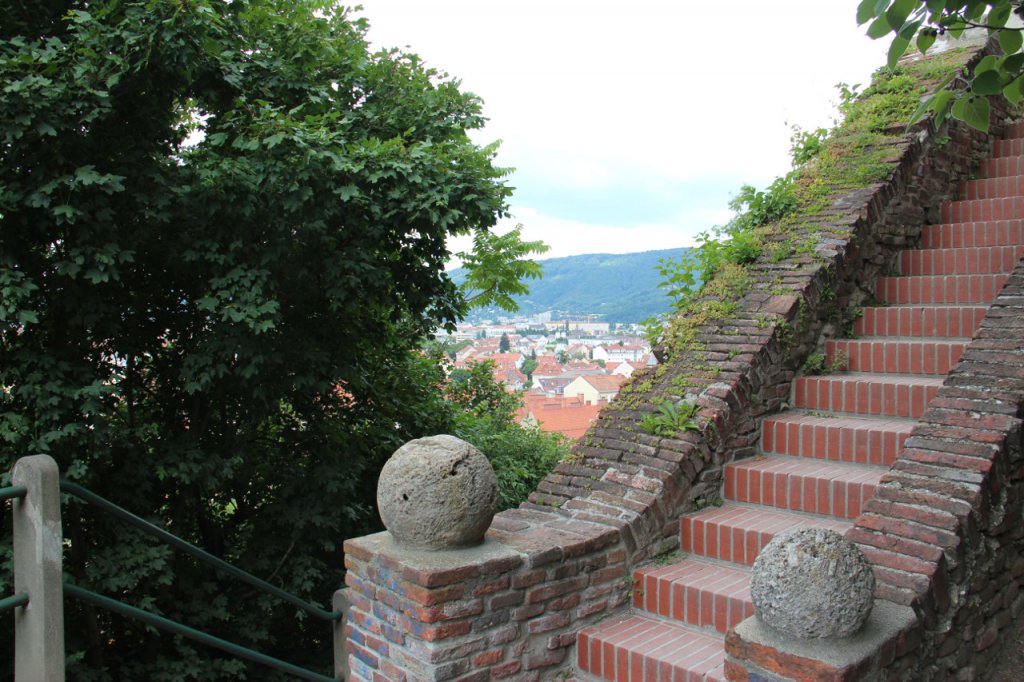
633;558;753;633
825;338;967;375
793;373;942;418
680;504;851;566
920;220;1024;248
724;457;881;519
980;155;1024;178
577;614;726;682
992;137;1024;157
897;245;1024;275
959;175;1024;199
1003;121;1024;137
940;196;1024;223
760;412;912;466
852;305;987;338
875;273;1009;305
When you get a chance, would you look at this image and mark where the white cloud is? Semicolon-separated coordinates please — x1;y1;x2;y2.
358;0;891;256
502;204;735;259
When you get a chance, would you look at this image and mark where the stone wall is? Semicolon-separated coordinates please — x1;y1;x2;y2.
343;41;1019;682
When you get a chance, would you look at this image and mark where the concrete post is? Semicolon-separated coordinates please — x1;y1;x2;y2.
332;588;350;681
12;455;65;682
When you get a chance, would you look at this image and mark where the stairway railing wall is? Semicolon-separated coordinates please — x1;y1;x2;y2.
344;41;1009;682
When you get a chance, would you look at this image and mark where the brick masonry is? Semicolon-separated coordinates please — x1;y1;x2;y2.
840;258;1024;680
343;40;1024;682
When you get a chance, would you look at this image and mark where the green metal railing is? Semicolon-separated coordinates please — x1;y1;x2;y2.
58;481;342;681
4;461;346;681
0;592;29;615
1;485;28;617
59;481;342;622
63;584;336;682
0;486;26;502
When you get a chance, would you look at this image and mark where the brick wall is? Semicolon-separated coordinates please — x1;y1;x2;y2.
846;256;1024;680
343;40;1020;681
723;258;1024;682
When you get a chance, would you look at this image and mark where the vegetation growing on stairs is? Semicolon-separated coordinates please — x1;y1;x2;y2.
640;48;980;370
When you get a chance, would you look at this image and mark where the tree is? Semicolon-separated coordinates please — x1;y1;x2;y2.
0;2;536;679
499;332;511;353
445;360;568;510
458;225;549;311
521;355;539;380
857;1;1024;132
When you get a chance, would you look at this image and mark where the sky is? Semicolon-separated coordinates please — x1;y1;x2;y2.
352;1;891;261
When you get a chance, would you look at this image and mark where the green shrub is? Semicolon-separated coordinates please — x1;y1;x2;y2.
454;412;569;510
446;359;570;509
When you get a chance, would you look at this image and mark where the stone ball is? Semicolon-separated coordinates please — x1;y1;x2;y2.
751;527;875;639
377;435;498;550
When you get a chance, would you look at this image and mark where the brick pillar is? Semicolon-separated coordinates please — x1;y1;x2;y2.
344;532;524;681
723;601;919;681
343;511;629;682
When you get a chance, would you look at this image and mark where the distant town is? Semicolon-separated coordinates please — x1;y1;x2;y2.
435;311;654;440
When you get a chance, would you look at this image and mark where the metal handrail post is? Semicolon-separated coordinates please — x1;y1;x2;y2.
12;455;65;682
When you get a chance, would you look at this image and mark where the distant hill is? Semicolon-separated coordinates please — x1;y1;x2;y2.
452;247;691;324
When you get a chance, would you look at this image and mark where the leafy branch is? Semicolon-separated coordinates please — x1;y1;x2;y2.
858;0;1024;132
458;224;549;312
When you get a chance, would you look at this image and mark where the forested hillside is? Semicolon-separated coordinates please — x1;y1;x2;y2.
453;248;690;323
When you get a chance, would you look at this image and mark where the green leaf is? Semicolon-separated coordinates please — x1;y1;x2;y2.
999;28;1023;55
857;0;890;24
52;205;79;223
972;69;1003;95
857;0;877;24
888;35;911;68
195;296;218;311
988;4;1012;29
917;29;936;54
930;89;955;123
951;95;967;120
74;165;102;186
900;18;922;39
1003;52;1024;75
1004;74;1024;105
925;0;945;11
335;184;359;201
867;13;893;38
952;95;990;132
17;310;39;325
964;0;986;22
932;96;953;129
976;55;999;73
885;0;917;32
908;94;934;125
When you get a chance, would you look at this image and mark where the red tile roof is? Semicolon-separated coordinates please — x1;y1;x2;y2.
517;394;603;440
577;374;627;392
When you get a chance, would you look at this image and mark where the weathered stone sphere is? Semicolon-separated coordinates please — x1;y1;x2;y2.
377;435;498;550
751;527;875;639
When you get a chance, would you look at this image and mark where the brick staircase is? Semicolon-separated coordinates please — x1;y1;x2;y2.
576;122;1024;682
